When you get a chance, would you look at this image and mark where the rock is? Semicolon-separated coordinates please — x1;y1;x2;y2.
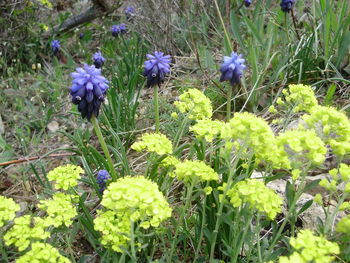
47;120;59;133
296;193;324;230
0;114;4;134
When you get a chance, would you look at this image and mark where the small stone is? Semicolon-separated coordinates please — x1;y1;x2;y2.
47;121;59;133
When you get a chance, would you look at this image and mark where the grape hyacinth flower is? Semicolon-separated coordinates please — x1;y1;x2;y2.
51;40;60;55
143;51;171;88
280;0;295;12
79;33;84;39
96;170;111;193
219;52;246;86
93;51;106;69
111;24;127;37
124;6;135;18
244;0;251;7
70;64;109;120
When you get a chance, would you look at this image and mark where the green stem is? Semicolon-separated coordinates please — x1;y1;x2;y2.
154;85;160;133
91;115;117;181
227;86;233;120
256;214;263;263
130;220;137;261
167;180;196;262
0;230;8;263
174;116;189;149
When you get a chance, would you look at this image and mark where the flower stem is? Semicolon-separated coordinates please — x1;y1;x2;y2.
227;86;233;120
91;115;117;181
0;230;8;263
154;84;160;133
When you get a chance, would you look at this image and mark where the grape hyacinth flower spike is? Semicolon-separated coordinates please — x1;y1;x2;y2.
280;0;295;12
143;51;171;88
220;52;246;86
124;6;135;20
111;24;127;37
143;51;171;132
51;40;60;55
97;170;111;193
220;51;246;120
79;33;84;39
70;64;109;120
93;51;106;69
244;0;251;7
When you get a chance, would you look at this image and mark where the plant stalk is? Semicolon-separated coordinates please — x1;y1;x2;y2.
154;84;160;133
91;114;117;180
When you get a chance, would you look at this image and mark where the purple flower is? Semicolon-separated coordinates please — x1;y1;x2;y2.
124;6;135;16
111;24;127;37
219;52;246;86
93;51;106;69
143;51;171;88
280;0;295;12
96;170;111;193
51;40;60;55
79;33;84;39
244;0;251;7
70;64;109;120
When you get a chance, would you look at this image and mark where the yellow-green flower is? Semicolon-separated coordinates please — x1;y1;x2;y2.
101;176;172;228
171;160;219;183
286;230;339;263
17;242;70;263
160;156;180;168
174;89;213;120
38;193;77;228
281;84;318;113
47;165;84;190
190;119;224;142
94;210;131;252
276;129;327;170
225;179;282;220
0;196;20;227
4;215;50;251
336;215;350;234
220;112;285;168
95;176;172;252
131;133;173;155
39;0;52;8
302;105;350;156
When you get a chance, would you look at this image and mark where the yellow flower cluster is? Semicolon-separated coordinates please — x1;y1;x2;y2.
171;160;219;183
278;230;339;263
94;210;131;252
131;133;173;155
224;179;282;220
17;242;70;263
38;0;53;8
94;176;172;252
320;163;350;193
190;119;223;142
276;129;327;170
4;215;50;251
303;105;350;156
38;193;77;227
0;196;20;227
280;84;318;113
220;112;284;168
47;165;84;190
161;156;180;168
174;89;213;120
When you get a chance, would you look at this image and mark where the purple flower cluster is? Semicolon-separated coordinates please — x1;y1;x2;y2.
51;40;60;55
143;51;171;88
280;0;295;12
124;6;135;16
111;24;127;37
70;64;109;120
93;51;106;69
219;52;246;86
96;170;111;193
244;0;251;7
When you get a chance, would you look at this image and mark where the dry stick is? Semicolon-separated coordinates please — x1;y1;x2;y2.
0;153;76;167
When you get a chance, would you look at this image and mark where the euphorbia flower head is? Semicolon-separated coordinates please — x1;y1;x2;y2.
70;64;109;120
111;24;127;37
219;52;246;86
143;51;171;88
280;0;295;12
51;40;60;55
93;51;106;69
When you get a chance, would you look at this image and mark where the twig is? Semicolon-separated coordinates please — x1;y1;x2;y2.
0;153;76;167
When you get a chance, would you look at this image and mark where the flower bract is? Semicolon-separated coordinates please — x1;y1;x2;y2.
0;196;20;227
131;133;173;155
17;242;70;263
47;165;84;190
